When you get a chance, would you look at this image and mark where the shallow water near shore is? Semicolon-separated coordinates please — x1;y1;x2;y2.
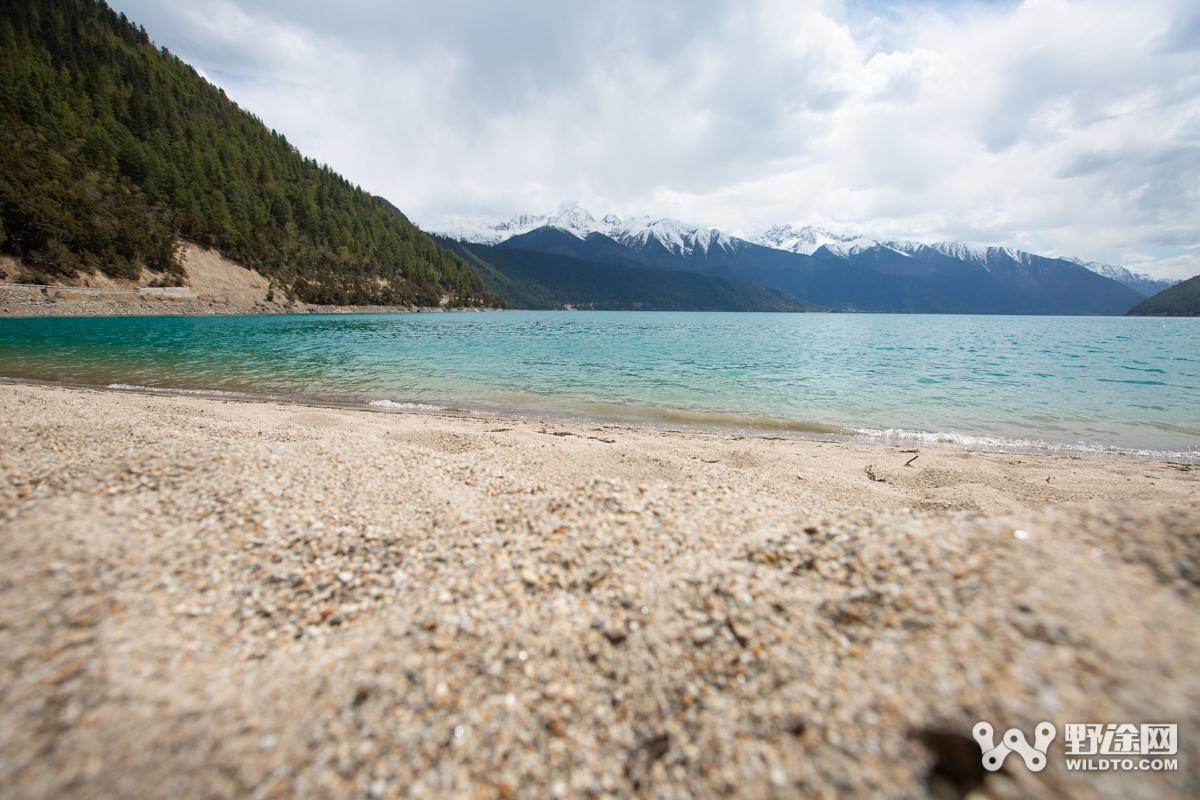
1;311;1197;460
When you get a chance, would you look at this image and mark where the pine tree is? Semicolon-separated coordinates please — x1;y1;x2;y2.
0;0;500;307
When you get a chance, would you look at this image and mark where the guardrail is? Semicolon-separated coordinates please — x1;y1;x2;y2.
2;283;196;296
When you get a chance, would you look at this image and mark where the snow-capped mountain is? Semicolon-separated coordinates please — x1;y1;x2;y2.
748;228;1159;284
749;231;1176;295
1064;258;1176;298
427;213;554;245
888;241;1054;269
747;224;876;257
426;207;1172;300
427;207;737;259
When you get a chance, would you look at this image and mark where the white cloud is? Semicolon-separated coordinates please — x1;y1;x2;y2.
118;0;1200;279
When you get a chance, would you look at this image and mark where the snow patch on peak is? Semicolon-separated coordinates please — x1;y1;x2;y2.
425;213;549;245
427;206;740;258
871;240;1045;270
612;216;736;257
1065;258;1178;296
927;241;991;263
1067;257;1139;283
548;207;603;238
884;240;1004;269
748;224;877;256
752;229;1045;267
428;207;625;244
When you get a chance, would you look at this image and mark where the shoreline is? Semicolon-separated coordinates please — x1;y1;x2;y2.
3;309;1195;466
0;243;502;318
2;382;1198;798
0;283;498;318
2;373;1196;465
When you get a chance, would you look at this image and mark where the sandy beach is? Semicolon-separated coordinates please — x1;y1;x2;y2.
1;381;1197;799
0;284;490;318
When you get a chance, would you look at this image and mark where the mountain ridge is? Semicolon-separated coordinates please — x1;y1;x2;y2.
426;208;1150;315
433;235;824;313
426;208;1177;298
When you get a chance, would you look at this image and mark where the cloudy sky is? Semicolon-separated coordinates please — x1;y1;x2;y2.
118;0;1199;278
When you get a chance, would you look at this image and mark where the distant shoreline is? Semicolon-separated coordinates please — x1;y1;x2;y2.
0;242;502;318
0;283;498;318
1;374;1193;465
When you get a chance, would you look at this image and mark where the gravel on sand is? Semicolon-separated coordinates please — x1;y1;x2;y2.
1;382;1197;799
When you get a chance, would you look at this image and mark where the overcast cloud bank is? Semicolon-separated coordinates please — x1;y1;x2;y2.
116;0;1200;279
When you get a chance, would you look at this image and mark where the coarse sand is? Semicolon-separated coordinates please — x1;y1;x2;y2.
1;382;1197;799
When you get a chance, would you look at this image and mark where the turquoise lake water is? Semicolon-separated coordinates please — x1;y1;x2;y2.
1;311;1197;460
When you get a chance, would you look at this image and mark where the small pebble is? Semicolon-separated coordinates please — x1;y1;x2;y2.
2;383;1193;800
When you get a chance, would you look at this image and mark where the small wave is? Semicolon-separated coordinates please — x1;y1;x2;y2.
368;399;444;411
638;407;850;434
855;426;1200;463
108;383;252;398
509;399;854;435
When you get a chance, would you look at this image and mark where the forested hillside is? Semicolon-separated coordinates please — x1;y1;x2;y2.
1124;274;1200;317
0;0;498;307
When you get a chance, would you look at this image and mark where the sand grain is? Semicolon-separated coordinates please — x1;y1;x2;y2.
1;383;1197;799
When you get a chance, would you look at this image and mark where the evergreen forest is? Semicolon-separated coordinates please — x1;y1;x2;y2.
0;0;499;307
1125;274;1200;317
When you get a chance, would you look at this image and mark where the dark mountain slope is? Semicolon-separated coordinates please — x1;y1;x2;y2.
498;227;652;269
0;0;497;307
740;246;979;312
1125;274;1200;317
496;225;1145;314
436;237;823;312
717;246;1143;314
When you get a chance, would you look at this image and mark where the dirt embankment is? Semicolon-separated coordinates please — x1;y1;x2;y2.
0;244;485;317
